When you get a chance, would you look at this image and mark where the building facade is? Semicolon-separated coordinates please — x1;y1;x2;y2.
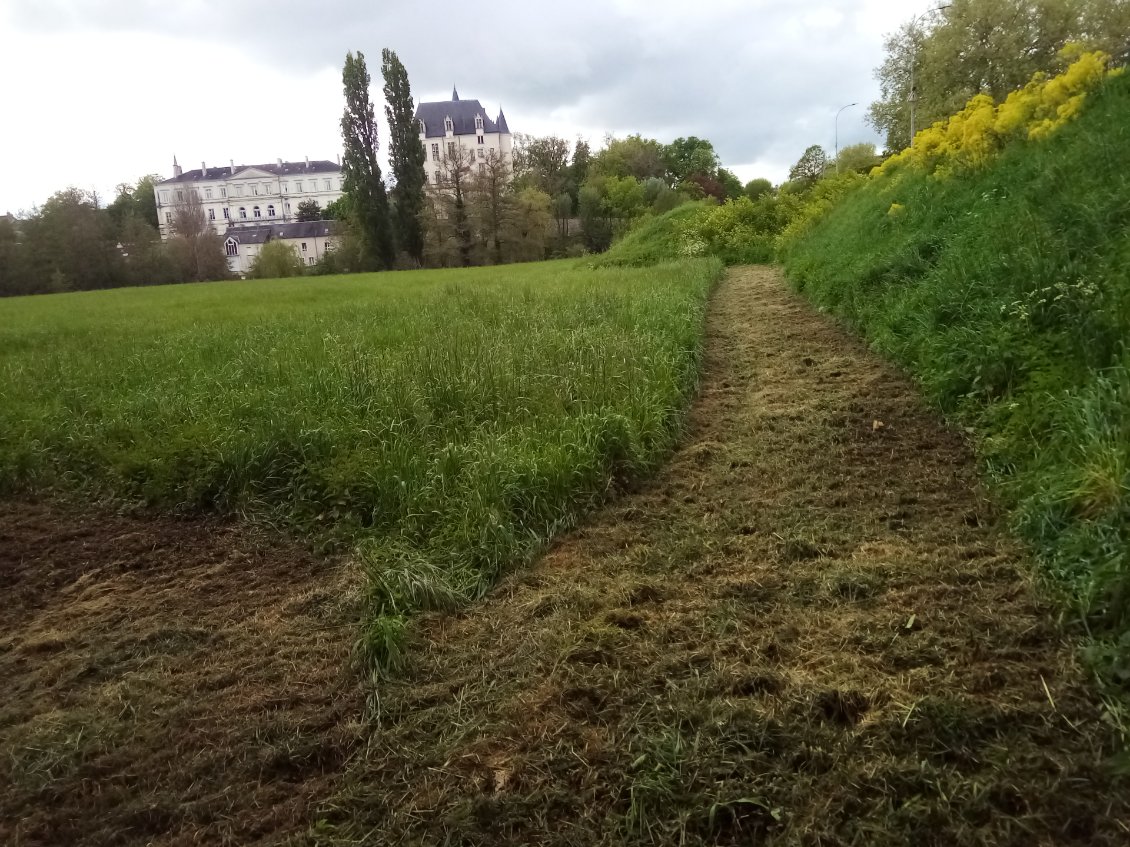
221;220;337;277
414;88;512;186
153;157;344;239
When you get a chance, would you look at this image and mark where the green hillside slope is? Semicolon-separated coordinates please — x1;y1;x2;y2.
785;71;1130;682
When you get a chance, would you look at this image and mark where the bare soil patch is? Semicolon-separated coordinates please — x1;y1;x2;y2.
310;266;1129;845
0;500;364;846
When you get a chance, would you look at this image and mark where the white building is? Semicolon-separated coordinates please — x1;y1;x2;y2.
221;220;338;277
414;88;512;186
153;157;345;239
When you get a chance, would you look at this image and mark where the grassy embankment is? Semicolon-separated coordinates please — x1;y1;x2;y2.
0;258;721;668
784;70;1130;688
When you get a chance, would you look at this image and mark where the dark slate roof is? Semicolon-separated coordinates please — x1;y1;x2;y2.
223;221;339;245
159;160;340;185
497;107;510;134
415;97;506;139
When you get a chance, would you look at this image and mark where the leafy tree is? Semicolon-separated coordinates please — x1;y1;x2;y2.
789;145;828;187
169;190;229;281
869;0;1130;150
663;136;720;184
382;48;427;266
602;175;647;223
503;188;553;262
513;134;571;198
19;188;123;291
567;138;592;209
717;168;744;200
834;142;882;174
744;178;773;200
250;240;306;278
340;50;395;269
468;150;513;264
295;199;323;221
427;144;475;266
107;175;161;231
578;183;613;252
323;196;349;221
552;193;573;240
0;214;30;296
590;134;666;181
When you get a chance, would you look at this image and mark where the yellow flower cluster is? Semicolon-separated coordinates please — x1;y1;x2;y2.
877;48;1116;179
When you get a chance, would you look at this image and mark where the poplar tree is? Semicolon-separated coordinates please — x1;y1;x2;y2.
381;48;426;266
340;51;395;270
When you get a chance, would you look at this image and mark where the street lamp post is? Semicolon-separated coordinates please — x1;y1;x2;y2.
908;4;951;148
835;102;857;174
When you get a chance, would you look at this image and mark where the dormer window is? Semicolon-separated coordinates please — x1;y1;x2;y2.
418;119;426;134
444;116;454;133
475;114;483;130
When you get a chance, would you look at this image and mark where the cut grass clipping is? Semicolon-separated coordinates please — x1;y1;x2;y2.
0;258;721;672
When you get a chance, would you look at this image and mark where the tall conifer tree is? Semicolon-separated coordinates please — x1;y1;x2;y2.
381;48;427;266
340;51;395;269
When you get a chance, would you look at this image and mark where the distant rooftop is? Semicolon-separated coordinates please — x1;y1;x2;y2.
415;92;509;139
159;159;341;185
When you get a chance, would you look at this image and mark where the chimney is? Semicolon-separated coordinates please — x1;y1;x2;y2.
277;157;283;167
230;158;235;174
305;155;310;168
336;154;341;166
201;160;206;174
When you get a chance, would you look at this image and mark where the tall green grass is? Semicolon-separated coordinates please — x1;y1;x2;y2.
0;258;722;669
784;73;1130;686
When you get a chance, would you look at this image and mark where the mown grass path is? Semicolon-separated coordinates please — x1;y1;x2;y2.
317;266;1129;845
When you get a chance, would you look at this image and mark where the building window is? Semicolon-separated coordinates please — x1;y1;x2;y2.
478;148;485;159
262;183;270;194
253;206;261;218
447;142;456;157
221;187;227;198
418;119;426;134
205;188;213;199
208;208;216;221
239;207;247;219
434;170;441;185
282;182;288;193
165;211;172;223
296;180;303;192
176;190;184;202
301;242;308;253
307;257;315;265
285;203;291;213
252;185;259;195
431;143;439;160
225;239;239;256
475;115;483;129
444;117;453;132
234;185;243;197
490;147;495;157
267;204;276;217
223;208;230;219
324;178;331;190
160;190;169;203
477;135;484;145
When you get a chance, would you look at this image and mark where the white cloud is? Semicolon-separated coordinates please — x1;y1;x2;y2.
0;0;942;212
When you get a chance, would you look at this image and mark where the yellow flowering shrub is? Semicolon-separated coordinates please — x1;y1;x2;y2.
877;49;1115;178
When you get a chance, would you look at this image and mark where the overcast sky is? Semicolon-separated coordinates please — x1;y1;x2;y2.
0;0;935;214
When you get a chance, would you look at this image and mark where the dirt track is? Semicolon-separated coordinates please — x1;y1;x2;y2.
3;266;1128;845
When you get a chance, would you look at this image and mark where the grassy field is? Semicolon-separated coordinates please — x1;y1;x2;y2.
0;258;721;666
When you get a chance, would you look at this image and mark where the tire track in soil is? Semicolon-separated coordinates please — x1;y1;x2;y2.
317;266;1130;845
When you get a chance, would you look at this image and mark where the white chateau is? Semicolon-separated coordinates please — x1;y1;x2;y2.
415;88;512;184
154;157;345;275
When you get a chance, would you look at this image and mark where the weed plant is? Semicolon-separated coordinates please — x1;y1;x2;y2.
0;258;721;670
783;72;1130;687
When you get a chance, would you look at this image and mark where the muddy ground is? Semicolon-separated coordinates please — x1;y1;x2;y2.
3;266;1128;845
